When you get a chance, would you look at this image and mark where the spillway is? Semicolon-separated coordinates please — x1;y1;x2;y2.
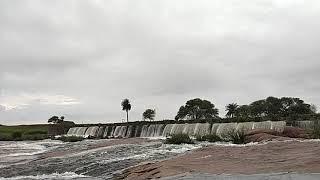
66;120;287;139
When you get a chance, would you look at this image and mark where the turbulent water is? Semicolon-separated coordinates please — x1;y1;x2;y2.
0;139;206;180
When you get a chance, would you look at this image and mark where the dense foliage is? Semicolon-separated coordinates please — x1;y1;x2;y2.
230;97;316;119
175;98;219;120
55;136;84;142
165;133;194;144
222;129;246;144
48;116;65;124
196;134;222;142
143;109;156;121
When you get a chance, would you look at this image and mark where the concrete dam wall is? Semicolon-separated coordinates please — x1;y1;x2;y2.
66;121;286;138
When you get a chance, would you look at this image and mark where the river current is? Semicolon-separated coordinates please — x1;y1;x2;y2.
0;138;205;179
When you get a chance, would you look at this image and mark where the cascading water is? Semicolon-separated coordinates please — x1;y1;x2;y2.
162;124;173;137
252;121;271;130
170;124;185;135
134;125;143;137
84;126;99;137
113;126;127;138
112;126;122;137
65;121;286;139
215;123;237;138
76;127;88;137
182;123;196;136
154;124;165;137
140;125;150;137
96;126;106;138
125;125;134;138
271;121;286;132
67;127;77;136
295;121;314;129
236;122;254;132
194;123;211;137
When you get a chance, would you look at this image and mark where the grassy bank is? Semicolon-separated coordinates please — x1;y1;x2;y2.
0;124;49;141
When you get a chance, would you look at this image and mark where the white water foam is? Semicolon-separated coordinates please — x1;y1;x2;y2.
0;140;64;158
99;142;205;164
0;172;93;180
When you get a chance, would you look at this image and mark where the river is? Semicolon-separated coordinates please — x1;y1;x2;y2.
0;138;206;179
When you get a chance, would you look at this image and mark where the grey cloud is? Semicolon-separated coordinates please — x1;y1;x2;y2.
1;0;320;124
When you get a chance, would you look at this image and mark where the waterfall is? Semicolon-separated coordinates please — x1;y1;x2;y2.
65;120;286;139
75;127;88;137
112;126;122;137
252;121;271;130
113;126;127;138
103;126;115;138
170;124;185;135
146;124;156;137
96;126;106;138
154;124;165;137
211;124;220;135
67;127;77;136
182;124;195;136
271;121;286;132
295;121;315;129
215;123;237;137
193;123;211;137
134;125;143;137
162;124;173;137
125;125;134;138
140;125;150;137
84;126;99;137
236;122;254;132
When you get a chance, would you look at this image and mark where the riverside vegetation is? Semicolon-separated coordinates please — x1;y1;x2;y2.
166;128;246;145
0;124;49;141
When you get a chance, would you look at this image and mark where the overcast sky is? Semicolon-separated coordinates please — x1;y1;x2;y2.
0;0;320;125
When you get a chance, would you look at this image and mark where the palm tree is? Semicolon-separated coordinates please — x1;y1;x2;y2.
121;99;132;122
225;103;239;118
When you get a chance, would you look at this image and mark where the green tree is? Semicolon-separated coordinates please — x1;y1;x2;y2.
225;103;239;118
250;100;266;117
143;109;156;121
48;116;64;124
279;97;314;116
121;99;132;122
175;98;219;120
235;105;251;118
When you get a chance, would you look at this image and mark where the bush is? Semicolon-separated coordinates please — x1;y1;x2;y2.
11;132;22;140
56;136;84;142
197;134;222;142
222;128;246;144
165;133;194;144
25;130;47;135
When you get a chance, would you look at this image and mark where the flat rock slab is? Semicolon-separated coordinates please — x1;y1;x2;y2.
123;140;320;179
161;173;320;180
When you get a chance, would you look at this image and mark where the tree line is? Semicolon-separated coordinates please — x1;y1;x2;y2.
49;96;318;124
175;97;317;121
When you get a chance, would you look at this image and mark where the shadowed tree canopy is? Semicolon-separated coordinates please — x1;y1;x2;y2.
234;96;315;118
143;109;156;121
48;116;64;124
121;99;132;122
175;98;219;120
225;103;239;118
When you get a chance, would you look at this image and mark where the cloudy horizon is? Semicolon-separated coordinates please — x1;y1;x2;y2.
1;0;320;125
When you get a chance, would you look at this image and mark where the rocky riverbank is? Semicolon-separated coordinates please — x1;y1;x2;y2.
120;139;320;179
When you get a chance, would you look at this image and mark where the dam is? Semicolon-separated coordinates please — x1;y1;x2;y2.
66;121;287;138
